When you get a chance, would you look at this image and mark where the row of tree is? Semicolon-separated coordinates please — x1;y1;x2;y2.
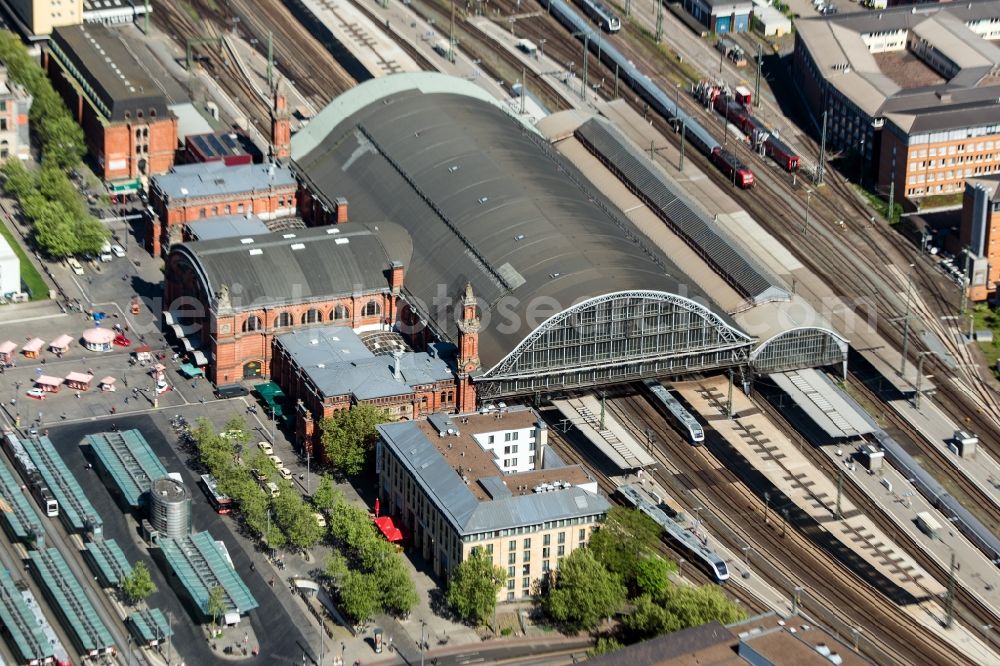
324;496;418;624
191;417;324;550
0;31;107;258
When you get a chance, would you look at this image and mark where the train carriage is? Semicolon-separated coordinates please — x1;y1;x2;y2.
574;0;622;32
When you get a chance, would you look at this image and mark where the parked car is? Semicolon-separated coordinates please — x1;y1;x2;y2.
278;466;293;480
113;334;131;347
257;441;274;456
111;244;125;258
25;388;46;400
313;513;327;528
66;257;84;275
268;455;283;468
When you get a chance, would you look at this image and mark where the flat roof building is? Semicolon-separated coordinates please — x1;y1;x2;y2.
0;232;20;299
377;408;609;597
149;161;297;255
45;23;177;187
794;2;1000;200
1;0;84;40
183;214;271;242
184;130;259;167
271;326;459;457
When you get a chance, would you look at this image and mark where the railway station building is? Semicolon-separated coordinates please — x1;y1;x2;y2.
376;408;609;597
681;0;754;34
45;23;178;187
794;3;1000;202
148;161;297;256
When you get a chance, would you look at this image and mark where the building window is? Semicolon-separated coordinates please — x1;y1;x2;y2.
507;591;515;601
508;540;516;551
522;551;530;563
362;300;381;317
523;538;531;549
542;547;550;558
331;304;350;320
242;316;262;332
199;208;206;218
542;560;550;573
224;205;232;215
507;566;515;578
302;308;322;324
0;140;7;159
522;564;530;575
522;577;530;589
557;545;565;557
557;532;565;544
274;312;293;328
579;528;586;542
508;553;516;565
237;203;245;214
543;534;550;546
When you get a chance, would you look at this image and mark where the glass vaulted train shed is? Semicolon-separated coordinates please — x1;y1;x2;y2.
290;73;839;400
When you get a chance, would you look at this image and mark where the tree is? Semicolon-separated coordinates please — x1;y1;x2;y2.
311;475;339;512
338;570;381;625
588;637;623;657
543;549;626;631
447;547;504;626
588;507;663;596
120;562;156;605
376;554;418;616
206;585;227;628
319;405;390;476
659;584;745;628
622;594;678;641
635;556;674;597
1;159;37;199
286;507;325;549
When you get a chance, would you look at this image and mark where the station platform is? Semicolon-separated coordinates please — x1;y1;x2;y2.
552;396;656;470
674;376;946;602
771;368;876;440
297;0;419;77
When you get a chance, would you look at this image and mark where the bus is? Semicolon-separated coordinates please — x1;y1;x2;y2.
200;474;233;514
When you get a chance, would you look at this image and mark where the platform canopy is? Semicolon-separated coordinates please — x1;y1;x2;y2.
770;368;876;440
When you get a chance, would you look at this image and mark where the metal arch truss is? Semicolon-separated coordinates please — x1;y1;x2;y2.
748;326;849;375
477;291;754;399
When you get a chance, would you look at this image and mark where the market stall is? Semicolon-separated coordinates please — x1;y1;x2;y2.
65;372;94;391
99;376;117;392
34;375;63;393
49;334;73;355
82;327;115;352
133;344;153;364
22;338;44;359
0;340;15;365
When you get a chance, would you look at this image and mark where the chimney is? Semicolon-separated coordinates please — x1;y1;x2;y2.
335;197;349;224
392;349;404;381
390;260;404;295
535;418;548;468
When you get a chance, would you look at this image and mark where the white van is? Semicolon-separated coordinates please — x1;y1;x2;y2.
99;242;113;263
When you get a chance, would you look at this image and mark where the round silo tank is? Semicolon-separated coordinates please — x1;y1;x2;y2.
150;477;191;539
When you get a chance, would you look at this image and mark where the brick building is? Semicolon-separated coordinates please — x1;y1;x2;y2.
0;65;33;162
959;176;1000;302
164;223;423;385
184;131;258;167
147;161;297;256
376;408;608;596
271;326;458;458
46;23;177;189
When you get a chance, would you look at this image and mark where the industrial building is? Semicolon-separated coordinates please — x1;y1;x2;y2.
681;0;754;33
45;23;178;187
959;175;1000;302
184;130;260;167
794;2;1000;201
0;65;33;163
148;161;297;256
376;408;608;597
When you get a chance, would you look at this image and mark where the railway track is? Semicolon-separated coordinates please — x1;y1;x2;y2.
611;391;965;665
465;0;1000;458
754;389;1000;657
542;414;766;613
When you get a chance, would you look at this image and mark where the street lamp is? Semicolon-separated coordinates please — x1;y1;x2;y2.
420;620;427;666
803;188;812;236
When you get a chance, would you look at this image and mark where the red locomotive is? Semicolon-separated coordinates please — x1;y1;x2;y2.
712;147;755;188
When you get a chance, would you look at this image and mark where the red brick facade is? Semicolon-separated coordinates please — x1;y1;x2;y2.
147;176;298;256
271;93;291;161
271;342;458;460
44;52;177;182
456;284;481;413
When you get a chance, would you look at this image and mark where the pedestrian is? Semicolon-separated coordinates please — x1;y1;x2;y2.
75;392;81;399
124;396;129;405
122;376;128;387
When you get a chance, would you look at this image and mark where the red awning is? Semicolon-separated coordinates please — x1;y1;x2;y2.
374;516;405;543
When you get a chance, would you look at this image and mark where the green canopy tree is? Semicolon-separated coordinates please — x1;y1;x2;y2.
542;548;626;632
338;570;381;625
120;562;157;605
635;556;673;597
206;585;227;628
311;475;339;512
588;507;663;595
319;405;390;476
659;584;745;628
376;554;418;616
447;547;505;626
1;159;37;199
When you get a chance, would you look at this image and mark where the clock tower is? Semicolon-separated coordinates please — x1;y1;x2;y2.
456;283;480;411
